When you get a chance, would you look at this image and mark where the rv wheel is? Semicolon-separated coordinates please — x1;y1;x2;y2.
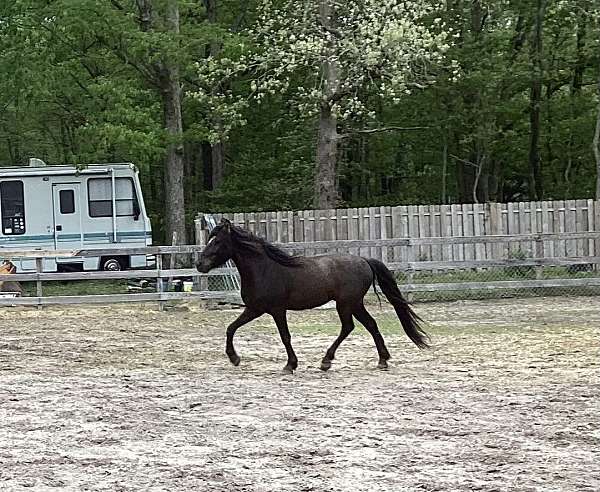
102;258;123;271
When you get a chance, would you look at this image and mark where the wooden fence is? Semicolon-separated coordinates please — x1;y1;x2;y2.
2;232;600;308
197;199;600;265
0;246;238;308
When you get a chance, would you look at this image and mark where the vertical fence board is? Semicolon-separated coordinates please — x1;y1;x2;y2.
595;200;600;261
540;201;550;257
565;200;576;256
488;202;500;258
473;203;484;260
462;203;473;261
399;206;409;262
348;208;359;256
430;205;442;262
440;204;452;261
576;199;587;256
369;206;380;260
392;206;402;263
586;199;595;256
417;205;427;261
380;206;389;263
450;204;462;261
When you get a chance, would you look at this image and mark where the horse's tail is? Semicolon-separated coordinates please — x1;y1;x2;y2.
366;258;430;349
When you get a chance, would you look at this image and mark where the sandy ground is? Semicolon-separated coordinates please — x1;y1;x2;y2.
0;297;599;491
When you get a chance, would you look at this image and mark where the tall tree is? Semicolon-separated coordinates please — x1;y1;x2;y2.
136;0;187;245
528;0;547;200
204;0;226;190
195;0;451;208
314;0;340;208
595;36;600;199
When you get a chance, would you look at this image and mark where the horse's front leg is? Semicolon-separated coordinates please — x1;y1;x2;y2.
271;310;298;374
225;308;262;366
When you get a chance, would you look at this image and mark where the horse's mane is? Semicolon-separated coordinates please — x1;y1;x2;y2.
212;224;302;267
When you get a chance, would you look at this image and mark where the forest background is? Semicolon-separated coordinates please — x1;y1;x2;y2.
1;0;599;244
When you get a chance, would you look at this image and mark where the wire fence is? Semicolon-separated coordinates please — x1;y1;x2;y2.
200;260;600;303
396;265;600;302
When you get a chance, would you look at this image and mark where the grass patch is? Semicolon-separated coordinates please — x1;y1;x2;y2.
22;280;129;297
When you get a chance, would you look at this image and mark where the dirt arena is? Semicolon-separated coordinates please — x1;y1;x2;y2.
1;297;598;491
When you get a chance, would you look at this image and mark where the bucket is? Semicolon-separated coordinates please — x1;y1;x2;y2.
183;281;194;292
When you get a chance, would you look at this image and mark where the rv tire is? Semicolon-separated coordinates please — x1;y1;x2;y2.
101;257;126;271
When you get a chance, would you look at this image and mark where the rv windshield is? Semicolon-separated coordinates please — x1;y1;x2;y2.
0;180;26;235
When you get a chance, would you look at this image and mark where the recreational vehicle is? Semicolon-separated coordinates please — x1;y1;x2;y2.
0;159;152;272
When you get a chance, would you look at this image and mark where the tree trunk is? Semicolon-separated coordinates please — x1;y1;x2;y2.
489;158;502;202
315;0;340;209
212;140;225;188
201;142;213;190
567;14;587;198
136;0;187;246
528;0;547;200
161;0;187;246
441;135;447;204
315;104;338;208
594;61;600;199
204;0;226;189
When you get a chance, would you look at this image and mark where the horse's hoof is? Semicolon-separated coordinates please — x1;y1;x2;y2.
320;359;332;371
282;366;294;375
229;354;241;366
377;360;389;370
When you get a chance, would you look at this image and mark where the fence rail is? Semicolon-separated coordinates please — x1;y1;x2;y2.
2;228;600;307
0;245;228;308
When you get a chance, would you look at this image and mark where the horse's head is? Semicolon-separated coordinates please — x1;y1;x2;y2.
196;218;235;273
0;260;16;275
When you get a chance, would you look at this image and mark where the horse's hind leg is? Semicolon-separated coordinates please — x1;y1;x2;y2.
320;304;355;371
271;309;298;374
353;303;391;370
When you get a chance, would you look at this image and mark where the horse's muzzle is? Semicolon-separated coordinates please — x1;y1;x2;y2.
196;260;211;273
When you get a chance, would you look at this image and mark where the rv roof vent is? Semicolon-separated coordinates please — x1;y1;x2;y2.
28;158;47;167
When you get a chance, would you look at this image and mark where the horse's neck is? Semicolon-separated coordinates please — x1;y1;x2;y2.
231;250;275;284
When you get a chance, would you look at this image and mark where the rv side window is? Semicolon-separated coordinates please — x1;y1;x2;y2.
0;180;26;235
88;178;139;218
60;190;75;214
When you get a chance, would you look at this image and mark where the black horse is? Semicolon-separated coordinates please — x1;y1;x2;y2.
196;219;429;373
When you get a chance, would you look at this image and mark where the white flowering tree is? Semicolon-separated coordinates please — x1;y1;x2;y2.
193;0;452;207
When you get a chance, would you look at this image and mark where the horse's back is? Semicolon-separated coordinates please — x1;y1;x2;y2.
285;254;373;309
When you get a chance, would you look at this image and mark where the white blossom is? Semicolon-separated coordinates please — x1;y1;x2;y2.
189;0;452;135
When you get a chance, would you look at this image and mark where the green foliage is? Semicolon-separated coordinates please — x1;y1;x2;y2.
1;0;599;241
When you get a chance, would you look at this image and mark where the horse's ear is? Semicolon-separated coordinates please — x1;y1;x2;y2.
220;218;232;230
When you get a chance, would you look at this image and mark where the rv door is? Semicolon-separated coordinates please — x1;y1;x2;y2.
52;183;84;253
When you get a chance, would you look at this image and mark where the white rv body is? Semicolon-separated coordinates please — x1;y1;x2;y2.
0;161;152;272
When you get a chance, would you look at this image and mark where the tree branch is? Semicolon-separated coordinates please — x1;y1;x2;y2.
449;154;478;168
339;126;429;139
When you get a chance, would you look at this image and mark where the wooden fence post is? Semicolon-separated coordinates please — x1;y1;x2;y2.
35;258;43;310
156;254;164;311
535;236;544;280
168;231;177;291
406;239;415;302
195;214;209;292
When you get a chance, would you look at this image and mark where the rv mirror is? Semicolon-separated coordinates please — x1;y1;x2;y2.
133;201;141;221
